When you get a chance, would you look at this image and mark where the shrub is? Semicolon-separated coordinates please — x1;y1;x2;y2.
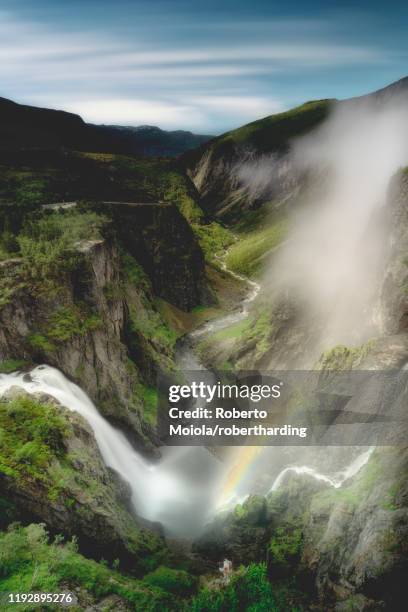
17;210;108;285
143;565;197;596
269;527;303;572
190;563;277;611
0;360;29;374
0;524;178;611
0;395;69;482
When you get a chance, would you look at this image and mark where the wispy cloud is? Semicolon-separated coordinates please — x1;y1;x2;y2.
57;95;282;132
0;7;394;131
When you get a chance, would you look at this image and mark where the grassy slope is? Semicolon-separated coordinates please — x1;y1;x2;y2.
217;99;333;152
225;214;288;277
184;99;333;170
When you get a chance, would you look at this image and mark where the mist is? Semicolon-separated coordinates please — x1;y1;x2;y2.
258;95;408;360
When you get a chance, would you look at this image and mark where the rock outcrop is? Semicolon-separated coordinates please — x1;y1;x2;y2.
100;201;208;310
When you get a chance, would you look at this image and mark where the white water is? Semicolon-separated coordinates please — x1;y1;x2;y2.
0;365;224;537
268;446;374;493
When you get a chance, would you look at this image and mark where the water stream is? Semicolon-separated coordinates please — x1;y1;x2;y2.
268;446;374;492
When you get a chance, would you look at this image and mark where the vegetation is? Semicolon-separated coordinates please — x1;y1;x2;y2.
198;303;274;368
317;340;376;370
225;217;287;277
0;525;306;611
162;171;204;223
269;527;303;572
0;208;108;307
214;100;332;154
17;210;107;285
0;524;179;612
139;385;159;426
311;450;381;513
26;306;102;353
0;395;69;482
192;222;234;264
143;565;197;597
190;563;278;611
211;318;251;342
0;360;30;374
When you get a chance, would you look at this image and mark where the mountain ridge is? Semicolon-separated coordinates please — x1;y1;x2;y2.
0;95;212;157
182;76;408;219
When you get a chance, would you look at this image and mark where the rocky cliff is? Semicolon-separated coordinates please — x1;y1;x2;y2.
99;201;208;310
380;169;408;335
183;100;332;220
0;201;208;453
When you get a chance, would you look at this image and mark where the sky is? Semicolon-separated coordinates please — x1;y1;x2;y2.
0;0;407;134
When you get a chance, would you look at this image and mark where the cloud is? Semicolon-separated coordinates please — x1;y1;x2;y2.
59;95;282;131
0;8;393;131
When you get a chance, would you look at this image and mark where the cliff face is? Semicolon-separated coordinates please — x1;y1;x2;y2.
0;200;208;452
0;239;154;450
102;202;208;310
301;448;408;610
183;100;331;221
380;169;408;335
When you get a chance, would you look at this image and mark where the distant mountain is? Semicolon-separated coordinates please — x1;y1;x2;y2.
95;124;212;157
0;96;212;157
0;96;86;150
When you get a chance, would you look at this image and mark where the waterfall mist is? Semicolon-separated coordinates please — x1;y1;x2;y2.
231;95;408;363
268;96;408;357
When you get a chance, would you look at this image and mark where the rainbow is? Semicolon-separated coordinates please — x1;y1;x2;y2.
218;446;263;506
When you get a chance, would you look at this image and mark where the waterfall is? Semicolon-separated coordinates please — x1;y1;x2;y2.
0;365;223;537
268;446;374;493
